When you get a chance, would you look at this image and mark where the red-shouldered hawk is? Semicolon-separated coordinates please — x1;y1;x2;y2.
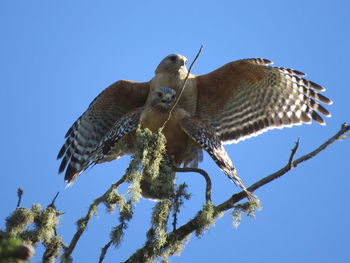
79;87;251;198
57;54;332;197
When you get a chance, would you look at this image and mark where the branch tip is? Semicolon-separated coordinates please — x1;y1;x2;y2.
49;191;60;208
16;187;23;208
288;137;300;168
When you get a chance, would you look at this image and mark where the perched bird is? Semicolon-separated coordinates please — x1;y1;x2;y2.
88;87;250;198
58;53;332;197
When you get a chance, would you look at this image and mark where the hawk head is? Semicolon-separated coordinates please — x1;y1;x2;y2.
146;87;177;111
155;54;188;74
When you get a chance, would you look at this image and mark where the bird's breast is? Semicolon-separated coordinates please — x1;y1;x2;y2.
140;108;190;165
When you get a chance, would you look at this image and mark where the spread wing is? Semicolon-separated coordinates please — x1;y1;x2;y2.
57;80;150;183
195;58;332;144
73;108;142;180
94;108;142;164
180;116;253;199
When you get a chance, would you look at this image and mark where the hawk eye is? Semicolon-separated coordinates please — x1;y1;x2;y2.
168;55;177;62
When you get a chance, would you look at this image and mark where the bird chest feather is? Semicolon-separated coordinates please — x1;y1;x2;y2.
140;107;189;165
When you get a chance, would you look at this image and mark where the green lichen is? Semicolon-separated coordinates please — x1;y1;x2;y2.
149;200;172;250
5;208;34;237
171;183;191;230
110;224;125;248
34;207;59;244
109;197;134;248
2;199;63;262
126;126;175;200
42;236;64;263
231;198;261;228
104;189;123;213
195;201;216;237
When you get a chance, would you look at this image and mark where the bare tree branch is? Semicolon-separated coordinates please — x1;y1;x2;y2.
123;123;350;262
219;123;350;211
175;167;212;202
98;240;113;263
288;138;300;168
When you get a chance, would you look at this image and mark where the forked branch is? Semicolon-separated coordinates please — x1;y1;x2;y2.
123;123;350;263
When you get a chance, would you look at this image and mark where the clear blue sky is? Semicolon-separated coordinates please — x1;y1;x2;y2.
1;1;349;262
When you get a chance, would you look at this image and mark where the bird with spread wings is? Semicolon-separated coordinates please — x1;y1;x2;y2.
57;53;332;198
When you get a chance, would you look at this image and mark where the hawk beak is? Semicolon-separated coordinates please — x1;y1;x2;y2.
161;94;174;104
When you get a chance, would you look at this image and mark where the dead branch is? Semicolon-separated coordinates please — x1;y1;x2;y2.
98;240;113;263
175;167;212;202
288;138;300;168
123;123;350;262
16;188;23;208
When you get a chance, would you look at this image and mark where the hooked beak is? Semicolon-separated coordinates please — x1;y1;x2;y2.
161;94;174;104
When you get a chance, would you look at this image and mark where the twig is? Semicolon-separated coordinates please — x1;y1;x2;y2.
162;45;203;128
98;240;113;263
61;176;127;262
175;167;212;202
288;138;300;168
16;187;23;208
45;192;62;239
339;133;350;140
171;190;180;232
218;123;350;211
172;203;178;232
124;123;350;262
48;192;60;208
171;183;190;231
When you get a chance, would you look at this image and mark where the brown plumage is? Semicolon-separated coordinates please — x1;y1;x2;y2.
57;80;150;182
90;87;251;198
58;54;332;196
92;87;192;166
